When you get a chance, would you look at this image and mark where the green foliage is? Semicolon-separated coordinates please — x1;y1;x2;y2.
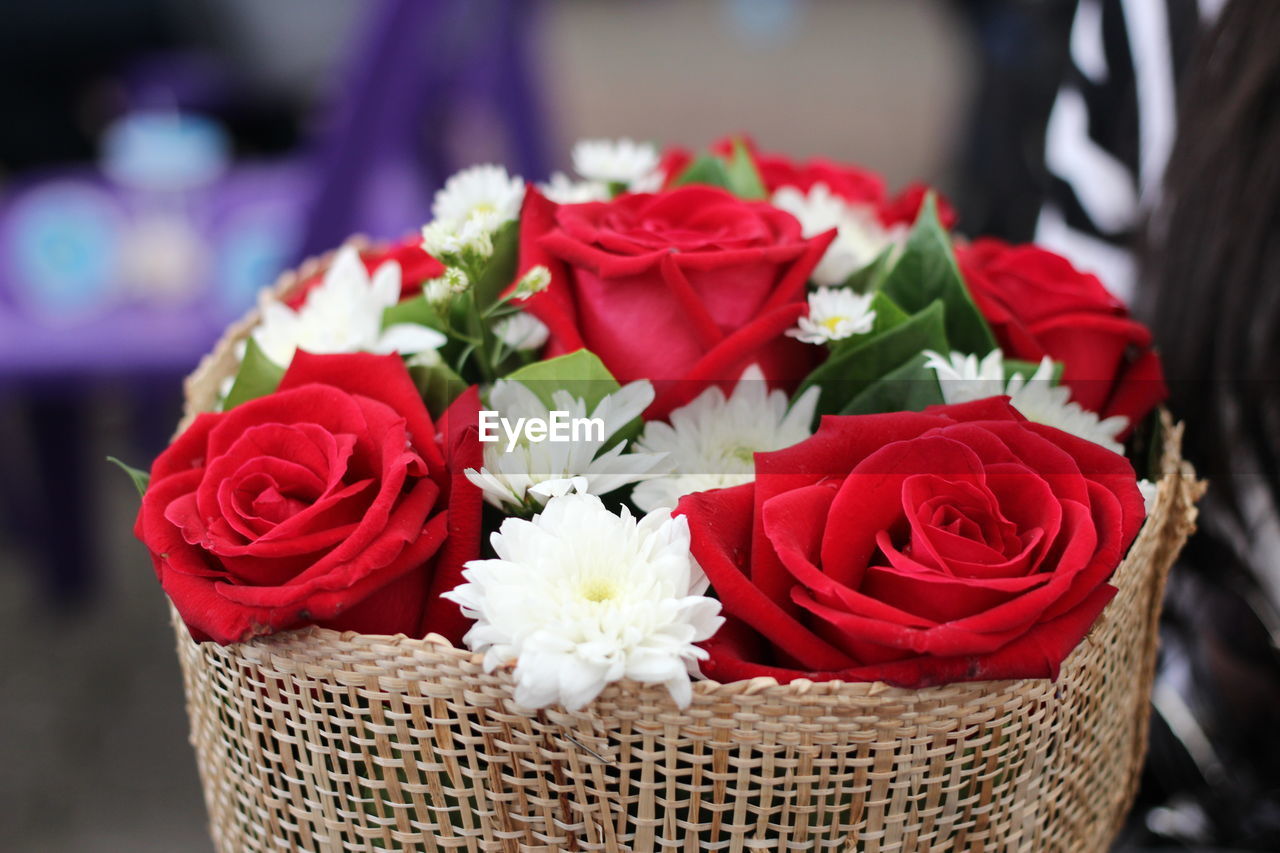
671;154;733;193
722;138;768;200
222;338;285;409
798;299;949;416
106;456;149;497
878;194;996;356
839;352;945;415
842;246;897;293
501;349;621;411
670;139;767;200
471;220;520;310
408;359;467;419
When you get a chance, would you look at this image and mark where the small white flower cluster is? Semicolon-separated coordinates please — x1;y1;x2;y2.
923;349;1129;453
246;245;446;373
788;287;878;346
772;183;906;287
538;138;663;203
422;164;526;269
444;491;723;710
632;365;820;512
464;379;671;512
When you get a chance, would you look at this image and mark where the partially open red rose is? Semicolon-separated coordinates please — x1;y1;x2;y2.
657;136;959;229
957;238;1167;429
135;352;481;644
678;397;1146;688
516;185;833;417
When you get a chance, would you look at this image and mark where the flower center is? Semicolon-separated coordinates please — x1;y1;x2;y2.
580;577;619;603
821;315;846;333
728;445;757;463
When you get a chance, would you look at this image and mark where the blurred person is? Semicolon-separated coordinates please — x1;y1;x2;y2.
961;0;1277;847
1137;0;1280;846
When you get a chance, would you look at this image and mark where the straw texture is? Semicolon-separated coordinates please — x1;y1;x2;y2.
171;253;1204;852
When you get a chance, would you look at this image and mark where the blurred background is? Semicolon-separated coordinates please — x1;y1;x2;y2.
2;1;1271;851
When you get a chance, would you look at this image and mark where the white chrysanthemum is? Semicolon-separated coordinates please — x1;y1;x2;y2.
494;312;549;352
431;163;525;226
788;287;877;345
248;246;446;371
465;379;671;511
632;366;820;512
772;184;906;286
444;492;724;710
572;138;661;186
923;349;1129;453
539;171;611;204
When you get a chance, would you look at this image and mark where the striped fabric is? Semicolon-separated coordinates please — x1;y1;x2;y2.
1035;0;1214;302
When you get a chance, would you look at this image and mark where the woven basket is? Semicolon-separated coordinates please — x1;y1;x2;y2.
171;254;1203;852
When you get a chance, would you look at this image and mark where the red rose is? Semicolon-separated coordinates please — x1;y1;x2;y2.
710;136;959;228
285;238;445;310
957;238;1167;428
678;397;1146;688
517;185;833;417
135;352;481;645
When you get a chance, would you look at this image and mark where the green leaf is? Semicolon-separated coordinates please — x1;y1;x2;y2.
839;352;945;415
878;194;996;356
866;290;912;336
106;456;149;497
670;154;732;192
501;349;621;412
723;138;768;200
408;359;467;419
471;220;520;310
223;337;285;409
382;293;445;333
842;245;897;293
798;299;949;415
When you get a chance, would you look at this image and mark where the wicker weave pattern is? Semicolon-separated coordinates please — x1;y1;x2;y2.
171;256;1203;852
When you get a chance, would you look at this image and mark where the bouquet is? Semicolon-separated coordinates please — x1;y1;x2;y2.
124;136;1199;851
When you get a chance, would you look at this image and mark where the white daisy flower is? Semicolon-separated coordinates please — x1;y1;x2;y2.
539;171;610;204
632;365;820;512
493;312;549;352
247;246;446;371
572;138;661;187
788;287;878;345
465;379;671;511
772;183;906;287
443;492;724;710
923;349;1130;453
431;163;525;227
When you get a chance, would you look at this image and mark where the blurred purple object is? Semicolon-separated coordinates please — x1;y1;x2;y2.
0;162;305;377
299;0;550;256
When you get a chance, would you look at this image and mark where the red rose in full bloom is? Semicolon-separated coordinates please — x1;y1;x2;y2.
135;352;482;645
957;238;1167;428
678;398;1146;688
285;237;445;309
516;185;833;417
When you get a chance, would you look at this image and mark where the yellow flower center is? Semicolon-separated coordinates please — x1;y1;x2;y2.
821;315;846;333
580;577;619;603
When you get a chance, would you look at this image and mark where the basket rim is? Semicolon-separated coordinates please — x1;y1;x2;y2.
175;243;1203;705
194;435;1192;703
